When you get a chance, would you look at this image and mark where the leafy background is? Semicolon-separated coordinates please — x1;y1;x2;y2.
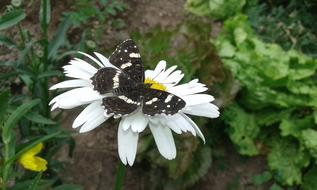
1;0;317;189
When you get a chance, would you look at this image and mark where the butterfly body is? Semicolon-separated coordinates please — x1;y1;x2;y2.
91;39;185;116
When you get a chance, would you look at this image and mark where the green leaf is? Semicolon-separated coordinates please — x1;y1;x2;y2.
3;99;40;141
7;131;62;165
223;104;259;156
53;184;83;190
268;138;310;185
301;129;317;161
252;171;272;186
0;90;10;121
48;16;71;58
0;9;26;30
40;0;51;28
0;34;17;48
279;116;314;138
301;166;317;190
185;0;211;17
25;112;56;125
269;183;283;190
37;70;63;79
11;179;53;190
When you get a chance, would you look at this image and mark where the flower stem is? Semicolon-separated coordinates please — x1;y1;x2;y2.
114;161;126;190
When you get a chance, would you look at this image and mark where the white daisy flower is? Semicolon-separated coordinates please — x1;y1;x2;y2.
49;41;219;166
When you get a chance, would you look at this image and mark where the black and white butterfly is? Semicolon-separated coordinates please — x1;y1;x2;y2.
91;39;185;116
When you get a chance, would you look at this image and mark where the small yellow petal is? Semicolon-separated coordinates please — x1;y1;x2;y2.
19;156;47;172
18;143;47;172
26;143;44;156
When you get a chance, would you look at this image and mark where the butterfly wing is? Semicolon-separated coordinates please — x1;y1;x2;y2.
91;67;135;94
109;39;144;83
142;88;186;116
103;86;141;116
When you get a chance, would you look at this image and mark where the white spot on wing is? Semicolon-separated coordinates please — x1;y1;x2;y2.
129;53;141;58
145;97;158;105
164;95;173;103
120;62;132;69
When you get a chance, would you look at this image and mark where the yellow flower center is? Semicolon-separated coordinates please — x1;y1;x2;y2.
144;77;167;91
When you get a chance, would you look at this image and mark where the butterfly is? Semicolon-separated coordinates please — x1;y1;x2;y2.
91;39;185;116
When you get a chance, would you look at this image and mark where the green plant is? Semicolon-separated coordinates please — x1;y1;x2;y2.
0;1;79;189
185;0;247;20
247;0;317;57
216;14;317;187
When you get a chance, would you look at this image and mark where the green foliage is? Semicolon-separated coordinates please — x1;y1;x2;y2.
0;9;26;30
223;104;259;155
185;0;246;20
247;0;317;57
216;14;317;187
268;138;310;185
252;171;272;186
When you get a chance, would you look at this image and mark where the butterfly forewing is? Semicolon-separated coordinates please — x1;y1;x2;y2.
109;39;144;83
91;67;136;94
142;88;186;116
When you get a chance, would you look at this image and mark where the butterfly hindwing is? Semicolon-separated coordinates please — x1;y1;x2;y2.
103;87;141;115
142;88;186;116
109;39;144;83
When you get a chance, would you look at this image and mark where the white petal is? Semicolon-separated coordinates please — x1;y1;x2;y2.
163;114;196;136
78;51;104;68
155;65;177;83
121;110;149;132
184;103;220;118
180;113;205;143
149;122;176;160
118;122;139;166
151;60;166;79
70;58;98;74
63;65;93;80
182;94;215;106
49;87;102;109
49;79;91;90
73;101;101;128
145;70;154;78
79;114;107;133
168;79;208;96
163;70;184;86
94;52;116;68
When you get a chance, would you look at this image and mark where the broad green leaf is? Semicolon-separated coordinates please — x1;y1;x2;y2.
252;171;272;186
0;9;26;30
279;116;313;138
301;166;317;190
48;16;71;58
223;104;259;156
25;112;56;125
185;0;211;17
301;129;317;161
268;138;310;186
